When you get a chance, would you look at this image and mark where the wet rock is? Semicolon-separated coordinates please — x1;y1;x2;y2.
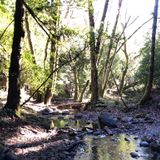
85;128;93;134
69;130;78;137
42;108;54;115
153;153;160;160
62;110;70;115
52;111;61;115
111;137;119;143
74;113;83;119
135;113;146;118
134;136;139;140
124;137;131;142
92;122;99;130
98;134;106;138
95;103;108;107
0;146;17;160
140;141;149;147
58;115;64;119
93;129;102;135
75;136;80;141
130;152;139;158
98;112;117;129
121;116;133;123
125;123;134;130
150;142;160;152
104;126;113;135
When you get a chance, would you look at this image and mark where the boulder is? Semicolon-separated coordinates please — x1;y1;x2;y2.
98;112;117;129
150;142;160;152
140;141;149;147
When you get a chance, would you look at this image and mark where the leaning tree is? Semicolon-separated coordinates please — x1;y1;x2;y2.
4;0;24;111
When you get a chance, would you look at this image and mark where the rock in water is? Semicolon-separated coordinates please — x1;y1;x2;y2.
42;108;54;115
98;112;117;129
150;142;160;152
130;152;139;158
140;141;149;147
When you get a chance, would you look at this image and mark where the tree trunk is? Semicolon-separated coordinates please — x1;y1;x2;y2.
4;0;24;111
139;0;159;105
88;0;99;103
73;68;79;101
79;80;89;102
119;36;129;95
44;84;52;105
95;0;109;54
24;11;36;63
99;0;123;97
44;0;60;104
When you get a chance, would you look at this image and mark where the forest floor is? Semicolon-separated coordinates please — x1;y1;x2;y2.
0;90;160;160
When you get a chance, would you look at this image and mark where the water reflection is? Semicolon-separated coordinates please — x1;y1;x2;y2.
50;118;90;129
74;134;152;160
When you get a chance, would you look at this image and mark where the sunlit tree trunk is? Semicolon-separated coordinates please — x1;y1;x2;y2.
88;0;99;103
139;0;159;105
4;0;24;111
95;0;109;54
99;0;123;97
44;0;60;105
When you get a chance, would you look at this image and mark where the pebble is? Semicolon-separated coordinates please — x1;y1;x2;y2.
124;137;131;142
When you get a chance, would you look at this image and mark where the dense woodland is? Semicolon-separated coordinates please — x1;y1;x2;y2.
0;0;160;160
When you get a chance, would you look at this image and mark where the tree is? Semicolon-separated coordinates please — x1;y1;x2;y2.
139;0;159;104
88;0;109;102
4;0;24;111
88;0;99;103
44;0;61;105
99;0;123;97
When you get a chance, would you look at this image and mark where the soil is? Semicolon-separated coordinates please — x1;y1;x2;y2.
0;91;160;160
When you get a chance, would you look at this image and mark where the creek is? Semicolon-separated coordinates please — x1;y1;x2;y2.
49;116;153;160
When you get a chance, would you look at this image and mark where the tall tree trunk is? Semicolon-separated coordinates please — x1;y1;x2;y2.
95;0;109;54
139;0;159;105
44;0;60;105
99;0;123;97
88;0;99;103
4;0;24;111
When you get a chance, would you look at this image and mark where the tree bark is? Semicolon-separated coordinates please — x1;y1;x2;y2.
139;0;159;105
95;0;109;54
99;0;123;97
4;0;24;111
88;0;99;103
44;0;60;104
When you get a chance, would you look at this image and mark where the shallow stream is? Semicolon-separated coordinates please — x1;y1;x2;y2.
74;134;152;160
51;117;153;160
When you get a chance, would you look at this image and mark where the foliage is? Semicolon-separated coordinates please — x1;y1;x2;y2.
21;51;47;93
135;35;160;88
0;1;14;74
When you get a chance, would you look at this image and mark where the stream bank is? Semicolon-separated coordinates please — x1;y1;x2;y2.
0;100;160;160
